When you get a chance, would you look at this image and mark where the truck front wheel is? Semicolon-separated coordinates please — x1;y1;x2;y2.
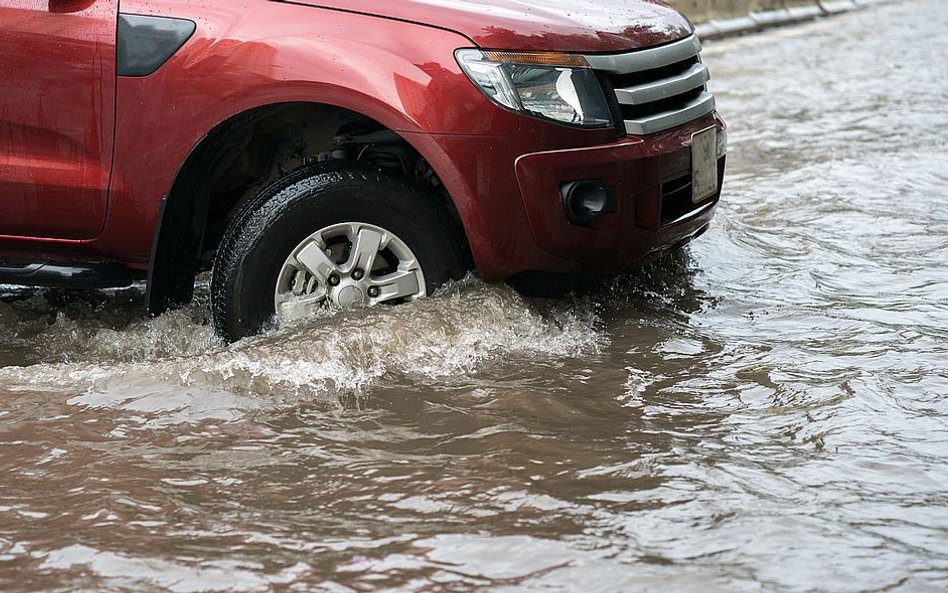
211;165;468;342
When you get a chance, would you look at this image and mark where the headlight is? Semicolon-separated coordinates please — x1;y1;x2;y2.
456;49;613;129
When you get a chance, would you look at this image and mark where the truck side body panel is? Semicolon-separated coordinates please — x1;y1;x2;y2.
0;0;118;240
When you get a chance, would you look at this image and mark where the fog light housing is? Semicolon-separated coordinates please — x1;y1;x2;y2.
561;180;617;225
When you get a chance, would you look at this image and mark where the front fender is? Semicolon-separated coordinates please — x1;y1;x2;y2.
103;0;519;264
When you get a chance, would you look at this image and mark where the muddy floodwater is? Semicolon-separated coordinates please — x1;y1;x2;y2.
2;2;947;592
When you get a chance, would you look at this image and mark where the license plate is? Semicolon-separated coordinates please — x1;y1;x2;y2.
691;126;718;203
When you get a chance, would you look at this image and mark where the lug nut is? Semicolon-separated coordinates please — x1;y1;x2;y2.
352;269;365;280
367;286;381;298
328;274;341;286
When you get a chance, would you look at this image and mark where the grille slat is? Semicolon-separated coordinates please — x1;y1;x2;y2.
585;35;702;74
624;92;715;135
585;35;716;135
614;62;709;105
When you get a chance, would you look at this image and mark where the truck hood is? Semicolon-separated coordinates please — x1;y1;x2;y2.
292;0;694;53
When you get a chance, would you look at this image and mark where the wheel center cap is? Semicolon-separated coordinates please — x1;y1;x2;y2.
336;284;366;308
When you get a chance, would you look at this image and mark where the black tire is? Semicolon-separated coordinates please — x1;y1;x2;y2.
211;164;468;342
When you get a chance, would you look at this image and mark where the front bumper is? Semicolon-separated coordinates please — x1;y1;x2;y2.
410;112;727;281
515;113;726;273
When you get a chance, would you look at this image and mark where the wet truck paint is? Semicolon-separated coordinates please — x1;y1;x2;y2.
0;0;724;287
0;0;118;240
286;0;695;52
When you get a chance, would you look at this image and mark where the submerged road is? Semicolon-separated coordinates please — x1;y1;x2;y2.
1;1;947;591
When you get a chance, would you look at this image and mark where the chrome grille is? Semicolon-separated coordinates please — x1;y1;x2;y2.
585;35;715;136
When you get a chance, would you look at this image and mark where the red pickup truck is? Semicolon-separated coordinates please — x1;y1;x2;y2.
0;0;726;341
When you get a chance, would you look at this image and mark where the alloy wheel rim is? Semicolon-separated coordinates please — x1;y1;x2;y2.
274;222;426;322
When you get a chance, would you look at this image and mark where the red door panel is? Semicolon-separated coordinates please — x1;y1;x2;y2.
0;0;117;240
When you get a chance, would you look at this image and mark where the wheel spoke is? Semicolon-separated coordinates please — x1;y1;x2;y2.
295;240;338;281
373;269;422;302
346;227;383;274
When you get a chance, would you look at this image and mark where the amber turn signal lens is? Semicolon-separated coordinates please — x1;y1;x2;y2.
481;51;590;68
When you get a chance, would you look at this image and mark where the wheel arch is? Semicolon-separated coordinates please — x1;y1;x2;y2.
145;98;475;316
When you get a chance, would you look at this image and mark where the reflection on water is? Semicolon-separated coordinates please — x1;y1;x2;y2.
2;1;948;591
